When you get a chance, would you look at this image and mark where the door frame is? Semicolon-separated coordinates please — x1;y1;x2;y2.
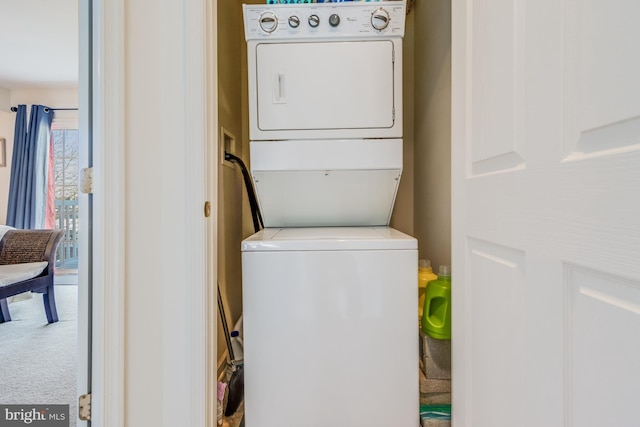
76;2;92;426
90;0;218;425
450;0;468;419
87;0;126;425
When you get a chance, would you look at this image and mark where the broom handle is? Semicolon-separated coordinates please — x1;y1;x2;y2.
217;284;236;362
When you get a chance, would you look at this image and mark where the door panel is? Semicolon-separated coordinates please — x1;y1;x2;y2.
452;0;640;426
470;0;526;176
256;41;395;131
564;0;640;158
468;239;526;427
566;265;640;426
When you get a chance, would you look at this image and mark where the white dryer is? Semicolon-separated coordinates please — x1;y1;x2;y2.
241;227;419;427
243;2;406;141
243;1;407;228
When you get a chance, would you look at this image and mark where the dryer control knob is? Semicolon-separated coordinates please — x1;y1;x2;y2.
329;14;340;27
259;12;278;33
288;15;300;28
371;8;390;31
308;14;320;28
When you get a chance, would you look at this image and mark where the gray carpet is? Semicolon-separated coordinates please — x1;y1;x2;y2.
0;284;78;427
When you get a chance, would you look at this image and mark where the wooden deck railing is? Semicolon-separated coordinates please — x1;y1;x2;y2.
55;199;79;269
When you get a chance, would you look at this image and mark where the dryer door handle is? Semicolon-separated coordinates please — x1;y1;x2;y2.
273;72;286;104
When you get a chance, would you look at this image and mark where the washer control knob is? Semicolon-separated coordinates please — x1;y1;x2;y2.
288;15;300;28
308;14;320;28
259;12;278;33
329;14;340;27
371;8;390;31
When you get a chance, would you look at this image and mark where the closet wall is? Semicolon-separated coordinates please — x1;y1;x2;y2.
217;0;262;367
217;0;247;365
413;0;452;270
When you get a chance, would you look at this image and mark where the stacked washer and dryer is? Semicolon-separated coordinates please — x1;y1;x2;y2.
241;2;419;426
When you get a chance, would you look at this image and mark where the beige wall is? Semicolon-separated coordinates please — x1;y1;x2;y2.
217;0;253;366
413;0;452;271
0;88;78;224
0;87;9;111
390;10;415;236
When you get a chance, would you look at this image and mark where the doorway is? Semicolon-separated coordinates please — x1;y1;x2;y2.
0;1;91;426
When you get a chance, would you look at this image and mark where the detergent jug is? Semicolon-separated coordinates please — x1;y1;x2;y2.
421;265;451;340
418;259;438;320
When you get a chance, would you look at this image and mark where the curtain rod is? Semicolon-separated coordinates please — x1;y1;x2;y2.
10;106;78;113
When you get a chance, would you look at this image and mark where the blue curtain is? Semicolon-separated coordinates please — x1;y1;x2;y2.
6;105;54;229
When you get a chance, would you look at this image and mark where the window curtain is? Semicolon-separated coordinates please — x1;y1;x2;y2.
6;104;54;229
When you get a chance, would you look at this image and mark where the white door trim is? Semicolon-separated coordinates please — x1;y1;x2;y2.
205;0;219;424
183;0;214;425
91;0;126;425
450;0;468;421
76;1;92;426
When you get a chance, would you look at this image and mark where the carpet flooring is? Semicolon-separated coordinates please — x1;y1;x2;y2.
0;283;78;427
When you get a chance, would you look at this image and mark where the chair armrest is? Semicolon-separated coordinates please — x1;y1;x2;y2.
0;230;65;270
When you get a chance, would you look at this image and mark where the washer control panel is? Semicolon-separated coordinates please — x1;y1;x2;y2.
244;1;406;40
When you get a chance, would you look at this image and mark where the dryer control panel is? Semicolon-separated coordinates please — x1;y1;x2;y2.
243;1;406;40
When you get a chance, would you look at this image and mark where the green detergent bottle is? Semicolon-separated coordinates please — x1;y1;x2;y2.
421;265;452;340
418;259;438;320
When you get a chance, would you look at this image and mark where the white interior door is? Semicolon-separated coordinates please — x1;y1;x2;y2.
452;0;640;426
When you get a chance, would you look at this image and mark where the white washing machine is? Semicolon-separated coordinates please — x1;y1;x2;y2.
241;227;419;427
241;2;418;425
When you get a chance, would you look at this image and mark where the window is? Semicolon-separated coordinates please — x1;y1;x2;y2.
52;129;79;269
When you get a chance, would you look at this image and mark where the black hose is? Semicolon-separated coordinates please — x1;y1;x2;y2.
218;283;244;416
220;152;258;418
217;284;235;362
225;152;264;233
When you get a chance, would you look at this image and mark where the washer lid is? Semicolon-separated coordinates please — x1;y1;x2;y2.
250;139;403;228
241;227;417;252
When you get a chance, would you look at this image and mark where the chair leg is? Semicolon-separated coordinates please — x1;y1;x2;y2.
42;285;59;324
0;298;11;323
